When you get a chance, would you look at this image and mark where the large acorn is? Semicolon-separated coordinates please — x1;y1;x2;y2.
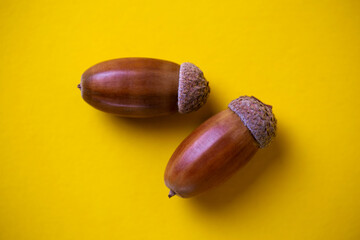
78;58;210;118
164;96;277;198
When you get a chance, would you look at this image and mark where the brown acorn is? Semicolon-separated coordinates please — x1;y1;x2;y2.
78;58;210;118
164;96;277;198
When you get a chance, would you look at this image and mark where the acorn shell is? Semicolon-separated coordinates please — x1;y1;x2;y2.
164;109;259;198
165;95;277;198
79;58;210;117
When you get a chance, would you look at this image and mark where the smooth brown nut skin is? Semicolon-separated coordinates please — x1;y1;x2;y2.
80;58;180;118
164;109;259;198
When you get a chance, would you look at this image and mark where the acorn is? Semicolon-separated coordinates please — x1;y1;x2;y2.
78;58;210;118
164;96;277;198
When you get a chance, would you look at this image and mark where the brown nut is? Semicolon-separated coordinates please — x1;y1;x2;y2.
164;96;277;198
78;58;210;118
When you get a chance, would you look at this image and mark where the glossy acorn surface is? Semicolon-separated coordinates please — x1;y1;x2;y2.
79;58;209;118
164;96;276;198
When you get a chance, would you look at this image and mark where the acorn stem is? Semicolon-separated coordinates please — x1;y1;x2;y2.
168;189;176;198
77;84;81;90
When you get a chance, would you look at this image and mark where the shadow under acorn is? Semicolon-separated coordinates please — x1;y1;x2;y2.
102;95;220;139
99;94;288;210
189;125;288;211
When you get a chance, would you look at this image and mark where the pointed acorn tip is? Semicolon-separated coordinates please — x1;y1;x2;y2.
168;189;176;198
77;84;81;90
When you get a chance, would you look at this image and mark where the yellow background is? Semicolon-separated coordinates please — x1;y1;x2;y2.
1;0;359;239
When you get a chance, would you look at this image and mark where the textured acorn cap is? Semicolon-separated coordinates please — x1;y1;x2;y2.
178;62;210;114
228;96;277;148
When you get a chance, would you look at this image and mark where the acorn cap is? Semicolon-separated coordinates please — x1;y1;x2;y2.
178;62;210;114
228;96;277;148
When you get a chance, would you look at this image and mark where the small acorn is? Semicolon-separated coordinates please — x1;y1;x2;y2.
164;96;277;198
78;58;210;118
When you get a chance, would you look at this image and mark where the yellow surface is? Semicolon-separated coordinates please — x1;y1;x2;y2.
1;0;359;239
